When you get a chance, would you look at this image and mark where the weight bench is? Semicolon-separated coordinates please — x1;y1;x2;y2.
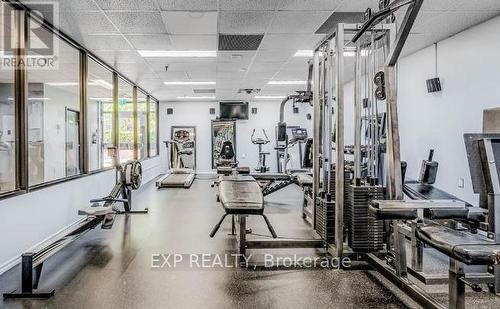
416;224;500;309
295;173;313;187
209;175;277;239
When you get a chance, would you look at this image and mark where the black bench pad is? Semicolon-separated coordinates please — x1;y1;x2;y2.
369;205;418;220
295;173;313;187
251;173;291;181
219;176;263;215
416;225;500;265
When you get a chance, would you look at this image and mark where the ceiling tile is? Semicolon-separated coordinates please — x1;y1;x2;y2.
276;0;342;11
186;70;216;79
170;35;217;49
249;61;285;73
217;62;249;73
81;34;132;51
336;0;379;12
219;11;275;34
259;34;324;50
59;11;119;35
21;0;100;11
162;11;217;35
219;0;278;11
268;11;331;34
154;71;189;80
157;0;218;11
94;0;159;10
126;34;173;50
256;50;295;62
94;50;143;65
217;51;256;63
106;12;166;34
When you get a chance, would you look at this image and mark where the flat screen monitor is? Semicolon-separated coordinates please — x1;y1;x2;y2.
220;102;249;120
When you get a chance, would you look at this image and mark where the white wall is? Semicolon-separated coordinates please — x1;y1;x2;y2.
0;156;161;273
397;15;500;204
343;15;500;205
159;101;313;175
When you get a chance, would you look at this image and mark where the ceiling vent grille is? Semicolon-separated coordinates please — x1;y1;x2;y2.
218;34;264;51
193;88;216;94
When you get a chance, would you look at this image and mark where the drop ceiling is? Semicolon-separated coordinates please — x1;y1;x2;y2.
18;0;500;101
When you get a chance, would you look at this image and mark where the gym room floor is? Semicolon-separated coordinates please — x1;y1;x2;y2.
0;178;419;309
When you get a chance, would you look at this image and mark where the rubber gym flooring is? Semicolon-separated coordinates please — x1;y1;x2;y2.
0;177;472;309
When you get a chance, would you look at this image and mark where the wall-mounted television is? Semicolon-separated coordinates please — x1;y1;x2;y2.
220;102;249;120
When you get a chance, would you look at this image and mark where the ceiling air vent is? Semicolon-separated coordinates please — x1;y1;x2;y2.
193;88;216;94
218;34;264;51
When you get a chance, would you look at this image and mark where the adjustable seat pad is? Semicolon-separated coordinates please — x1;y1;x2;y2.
369;201;419;220
251;173;291;181
295;173;313;186
219;176;263;215
171;168;194;174
416;225;500;265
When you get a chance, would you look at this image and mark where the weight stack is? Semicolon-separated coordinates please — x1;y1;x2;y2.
315;168;352;245
316;197;335;244
346;185;385;252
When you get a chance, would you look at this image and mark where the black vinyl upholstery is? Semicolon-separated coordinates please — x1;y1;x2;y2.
416;225;500;265
219;176;264;215
368;205;418;220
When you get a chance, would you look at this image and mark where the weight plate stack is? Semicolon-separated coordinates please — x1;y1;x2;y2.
346;184;385;252
316;197;336;245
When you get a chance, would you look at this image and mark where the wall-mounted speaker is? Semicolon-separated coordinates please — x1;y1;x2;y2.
209;108;215;115
167;108;174;115
251;107;258;114
293;107;299;114
306;113;312;120
426;77;442;93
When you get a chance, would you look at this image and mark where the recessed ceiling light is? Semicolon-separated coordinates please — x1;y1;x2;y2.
176;96;216;99
254;95;286;99
138;50;216;57
294;50;313;57
165;81;216;85
268;81;307;85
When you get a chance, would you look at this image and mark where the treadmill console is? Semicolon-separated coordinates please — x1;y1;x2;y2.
291;127;308;142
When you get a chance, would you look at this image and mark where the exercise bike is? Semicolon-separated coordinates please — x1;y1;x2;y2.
251;129;270;173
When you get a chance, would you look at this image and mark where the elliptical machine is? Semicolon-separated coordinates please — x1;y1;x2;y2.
251;129;270;173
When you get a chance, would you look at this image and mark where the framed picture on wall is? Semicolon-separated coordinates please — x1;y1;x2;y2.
171;126;196;170
211;120;236;169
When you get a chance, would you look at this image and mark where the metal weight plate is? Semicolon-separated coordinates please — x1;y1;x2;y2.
124;161;142;190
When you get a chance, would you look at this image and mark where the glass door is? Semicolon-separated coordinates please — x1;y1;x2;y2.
65;108;80;176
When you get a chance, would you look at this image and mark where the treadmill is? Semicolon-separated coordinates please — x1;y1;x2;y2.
156;130;196;189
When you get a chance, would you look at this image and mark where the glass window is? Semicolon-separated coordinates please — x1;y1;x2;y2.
137;91;147;160
149;99;158;157
0;3;16;193
27;20;81;186
118;78;133;164
87;58;114;171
